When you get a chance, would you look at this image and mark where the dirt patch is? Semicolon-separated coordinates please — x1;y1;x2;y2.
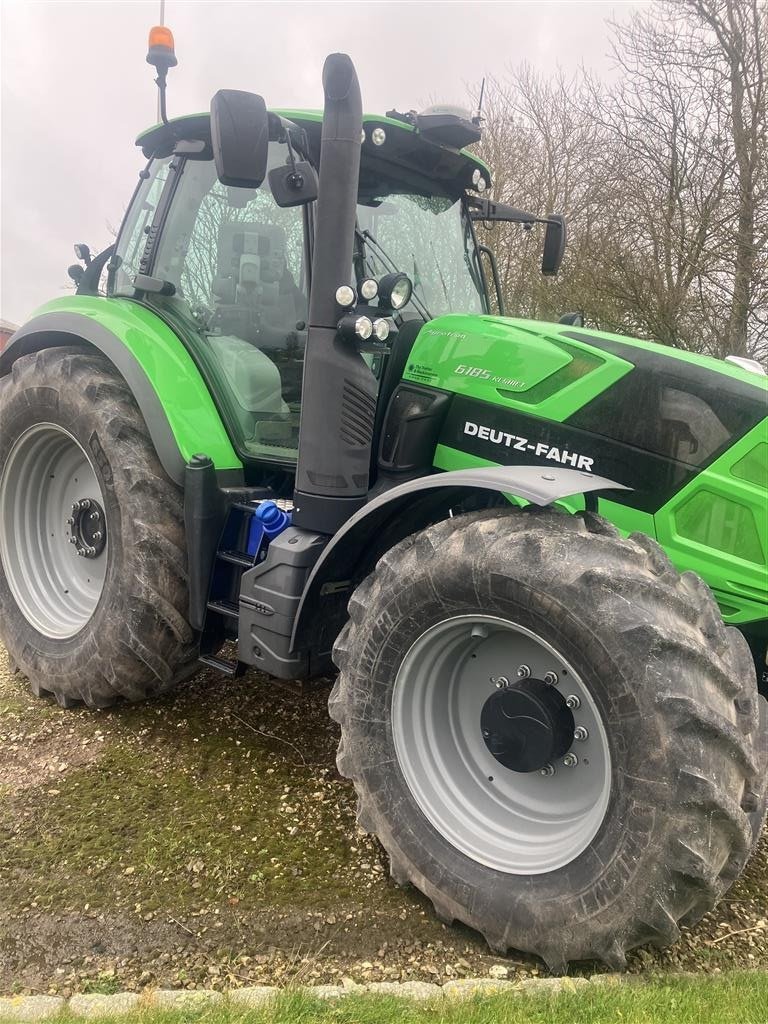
0;644;766;996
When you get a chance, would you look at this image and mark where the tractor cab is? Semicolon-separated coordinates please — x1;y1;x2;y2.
113;109;493;473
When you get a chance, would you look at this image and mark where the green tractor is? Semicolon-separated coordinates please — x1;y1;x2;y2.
1;34;766;972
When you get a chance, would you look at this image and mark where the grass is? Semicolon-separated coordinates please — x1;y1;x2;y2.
41;973;768;1024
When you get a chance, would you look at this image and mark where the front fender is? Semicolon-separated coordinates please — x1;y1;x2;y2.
0;297;242;485
292;464;628;654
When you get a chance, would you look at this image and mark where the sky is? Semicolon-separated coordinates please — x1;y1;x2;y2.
0;0;641;327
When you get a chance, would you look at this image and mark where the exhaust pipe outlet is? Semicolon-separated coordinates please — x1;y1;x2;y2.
293;54;378;535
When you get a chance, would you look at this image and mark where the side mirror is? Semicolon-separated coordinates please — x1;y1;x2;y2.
210;89;269;189
542;214;566;276
268;161;318;208
67;264;85;287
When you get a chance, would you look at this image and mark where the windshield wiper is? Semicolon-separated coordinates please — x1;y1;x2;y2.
356;227;432;320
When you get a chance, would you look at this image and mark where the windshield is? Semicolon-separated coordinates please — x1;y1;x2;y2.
356;192;486;318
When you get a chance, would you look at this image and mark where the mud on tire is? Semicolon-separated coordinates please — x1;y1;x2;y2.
0;346;199;707
330;507;768;971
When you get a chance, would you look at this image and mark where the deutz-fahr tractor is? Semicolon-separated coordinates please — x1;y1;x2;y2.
1;32;766;972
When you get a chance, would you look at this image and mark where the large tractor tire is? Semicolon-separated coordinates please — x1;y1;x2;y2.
330;507;768;971
0;346;199;707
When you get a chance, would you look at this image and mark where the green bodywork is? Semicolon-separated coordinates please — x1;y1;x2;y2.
410;314;768;627
26;296;243;472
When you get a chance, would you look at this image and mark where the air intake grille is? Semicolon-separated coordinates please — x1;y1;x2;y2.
340;380;376;447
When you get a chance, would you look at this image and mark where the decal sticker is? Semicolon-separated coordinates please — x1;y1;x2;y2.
463;420;595;472
453;364;526;389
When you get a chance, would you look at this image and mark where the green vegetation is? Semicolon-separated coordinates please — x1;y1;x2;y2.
43;973;768;1024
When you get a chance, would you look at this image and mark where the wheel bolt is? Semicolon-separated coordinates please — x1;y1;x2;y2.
565;695;581;710
82;498;91;509
492;676;510;689
516;664;531;679
66;517;74;526
540;763;555;777
563;752;579;767
482;729;490;738
90;512;99;521
94;531;102;541
77;550;84;557
69;537;77;544
71;502;79;511
574;726;589;741
544;671;559;686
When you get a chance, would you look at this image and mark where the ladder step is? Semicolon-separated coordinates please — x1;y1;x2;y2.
199;654;240;677
217;549;255;568
206;599;239;619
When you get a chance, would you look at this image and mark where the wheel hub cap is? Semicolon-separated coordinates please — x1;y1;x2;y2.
481;679;575;773
68;498;107;559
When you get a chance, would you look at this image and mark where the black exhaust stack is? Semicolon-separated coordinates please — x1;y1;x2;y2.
292;54;377;535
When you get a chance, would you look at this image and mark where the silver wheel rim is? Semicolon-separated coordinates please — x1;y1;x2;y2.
392;614;611;874
0;423;108;639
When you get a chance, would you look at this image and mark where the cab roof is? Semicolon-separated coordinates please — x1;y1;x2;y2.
135;109;491;196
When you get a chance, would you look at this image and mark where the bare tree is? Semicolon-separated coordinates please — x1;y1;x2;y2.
474;0;767;364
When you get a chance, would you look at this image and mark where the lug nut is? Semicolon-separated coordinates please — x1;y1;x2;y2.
71;502;79;511
563;752;579;767
482;729;490;738
69;537;77;544
90;512;99;521
540;763;555;777
565;695;581;710
516;664;531;679
94;531;102;541
544;671;559;686
66;517;74;526
574;726;589;741
77;550;85;557
492;676;510;689
82;498;91;509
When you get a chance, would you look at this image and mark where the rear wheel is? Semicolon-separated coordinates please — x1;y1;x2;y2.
0;346;199;707
330;507;767;971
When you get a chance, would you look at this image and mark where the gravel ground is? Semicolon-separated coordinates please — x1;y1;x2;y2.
0;644;766;996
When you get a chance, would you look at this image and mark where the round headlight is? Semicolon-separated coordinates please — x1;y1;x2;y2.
373;318;391;342
472;168;481;185
390;277;412;310
355;316;373;340
335;285;356;308
360;278;379;301
378;272;413;311
371;127;386;146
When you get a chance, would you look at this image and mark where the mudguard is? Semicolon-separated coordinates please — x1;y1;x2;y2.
0;297;242;485
291;464;628;654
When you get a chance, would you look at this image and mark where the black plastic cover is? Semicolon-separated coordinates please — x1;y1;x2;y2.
210;89;269;189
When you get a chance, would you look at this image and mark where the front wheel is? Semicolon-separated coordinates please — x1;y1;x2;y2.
330;508;767;971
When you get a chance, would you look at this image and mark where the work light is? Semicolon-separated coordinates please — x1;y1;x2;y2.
335;285;356;308
378;272;413;311
360;278;379;301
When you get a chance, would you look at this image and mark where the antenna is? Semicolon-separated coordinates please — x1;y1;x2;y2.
473;77;486;127
157;0;165;122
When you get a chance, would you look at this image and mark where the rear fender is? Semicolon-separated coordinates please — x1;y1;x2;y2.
292;465;628;655
0;299;242;486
